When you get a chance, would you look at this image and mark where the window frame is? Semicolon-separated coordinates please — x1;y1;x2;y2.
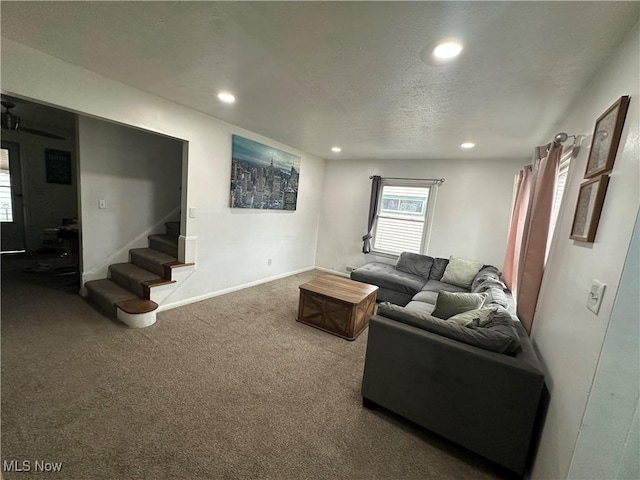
371;178;438;257
0;148;14;223
546;147;573;260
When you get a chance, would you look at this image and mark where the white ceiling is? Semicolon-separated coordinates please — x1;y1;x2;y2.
1;2;638;161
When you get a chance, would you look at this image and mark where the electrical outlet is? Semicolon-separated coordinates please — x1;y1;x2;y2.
267;258;272;266
586;280;606;314
346;265;356;273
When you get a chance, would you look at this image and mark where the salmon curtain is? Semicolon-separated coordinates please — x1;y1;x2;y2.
503;143;562;334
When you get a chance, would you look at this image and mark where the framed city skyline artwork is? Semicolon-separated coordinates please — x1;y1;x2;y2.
230;135;300;210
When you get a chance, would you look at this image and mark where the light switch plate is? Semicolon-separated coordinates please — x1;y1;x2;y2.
189;207;196;218
98;199;106;209
586;279;606;315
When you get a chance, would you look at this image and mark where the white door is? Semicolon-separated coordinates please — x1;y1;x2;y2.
1;141;26;252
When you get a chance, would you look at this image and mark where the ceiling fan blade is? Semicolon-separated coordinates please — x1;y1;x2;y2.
19;126;65;140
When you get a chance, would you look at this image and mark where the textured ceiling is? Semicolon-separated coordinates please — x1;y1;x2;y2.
1;2;639;161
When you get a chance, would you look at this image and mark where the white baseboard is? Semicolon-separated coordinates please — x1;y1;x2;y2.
313;266;349;278
157;265;316;312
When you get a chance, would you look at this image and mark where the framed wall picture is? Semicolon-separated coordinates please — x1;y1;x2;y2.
230;135;300;210
570;175;609;242
45;149;72;185
584;96;630;178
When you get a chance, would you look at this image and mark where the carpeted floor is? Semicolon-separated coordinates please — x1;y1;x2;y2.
1;255;513;479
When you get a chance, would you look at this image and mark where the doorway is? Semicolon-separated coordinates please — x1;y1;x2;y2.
0;141;26;252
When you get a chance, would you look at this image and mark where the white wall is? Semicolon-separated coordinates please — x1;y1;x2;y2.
78;116;183;283
1;38;326;304
1;109;77;252
531;23;639;479
568;210;639;479
315;158;525;273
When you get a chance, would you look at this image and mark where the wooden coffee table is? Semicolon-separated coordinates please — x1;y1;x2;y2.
297;275;378;340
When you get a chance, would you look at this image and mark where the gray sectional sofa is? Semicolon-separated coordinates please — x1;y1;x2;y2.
350;252;545;475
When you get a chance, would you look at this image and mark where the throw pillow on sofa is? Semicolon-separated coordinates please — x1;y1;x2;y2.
441;256;485;289
429;257;449;281
395;252;434;279
431;291;487;320
448;307;498;327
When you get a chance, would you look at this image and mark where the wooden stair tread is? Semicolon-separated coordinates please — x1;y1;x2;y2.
115;298;158;314
164;261;195;269
143;278;176;287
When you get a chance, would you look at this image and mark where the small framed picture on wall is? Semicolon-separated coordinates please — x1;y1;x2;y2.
45;149;72;185
570;175;609;242
584;96;630;178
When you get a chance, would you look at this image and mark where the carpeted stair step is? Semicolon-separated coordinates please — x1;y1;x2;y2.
109;262;163;298
130;248;176;277
165;221;180;239
148;234;178;258
85;279;139;317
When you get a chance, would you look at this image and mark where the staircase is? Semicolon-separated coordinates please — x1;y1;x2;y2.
85;221;192;328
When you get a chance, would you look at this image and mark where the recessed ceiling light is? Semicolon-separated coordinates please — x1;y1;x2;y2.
432;41;463;60
331;146;342;153
461;142;475;149
217;92;235;104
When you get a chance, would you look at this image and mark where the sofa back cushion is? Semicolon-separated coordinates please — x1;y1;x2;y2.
431;291;487;320
441;256;485;289
377;302;521;355
420;279;470;294
429;257;449;281
395;252;434;279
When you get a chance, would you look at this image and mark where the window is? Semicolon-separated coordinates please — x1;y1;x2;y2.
547;149;572;259
372;181;435;255
0;148;13;223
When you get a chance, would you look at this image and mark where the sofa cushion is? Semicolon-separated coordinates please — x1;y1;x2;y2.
429;257;449;281
431;291;487;320
405;300;435;316
420;279;470;294
448;307;498;327
411;290;439;305
377;302;521;355
441;256;485;289
395;252;434;279
350;262;426;295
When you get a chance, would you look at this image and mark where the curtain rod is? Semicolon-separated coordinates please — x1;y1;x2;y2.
369;175;445;184
552;132;586;146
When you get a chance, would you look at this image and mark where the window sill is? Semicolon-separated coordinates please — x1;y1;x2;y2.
368;250;399;260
